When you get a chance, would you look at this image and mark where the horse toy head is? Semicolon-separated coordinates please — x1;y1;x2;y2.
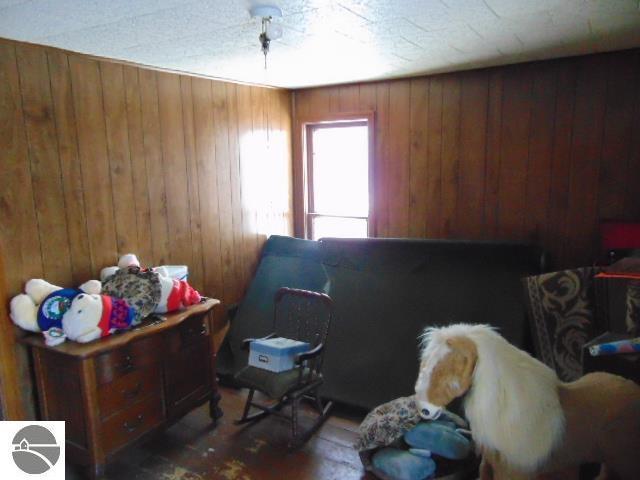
414;323;640;479
414;326;478;420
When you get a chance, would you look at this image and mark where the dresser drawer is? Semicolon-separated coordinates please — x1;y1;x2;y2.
166;314;209;353
98;366;162;420
95;336;162;385
165;340;211;418
102;394;163;454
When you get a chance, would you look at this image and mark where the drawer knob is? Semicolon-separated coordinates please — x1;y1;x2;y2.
123;414;144;433
186;325;207;336
118;355;134;372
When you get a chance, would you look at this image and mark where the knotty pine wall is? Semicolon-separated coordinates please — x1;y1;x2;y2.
293;49;640;269
0;38;292;416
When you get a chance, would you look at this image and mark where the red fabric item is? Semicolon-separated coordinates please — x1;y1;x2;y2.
181;280;201;306
595;272;640;280
166;279;202;311
601;222;640;250
98;296;112;337
166;279;182;312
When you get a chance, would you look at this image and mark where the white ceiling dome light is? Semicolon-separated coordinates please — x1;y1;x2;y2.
249;3;283;69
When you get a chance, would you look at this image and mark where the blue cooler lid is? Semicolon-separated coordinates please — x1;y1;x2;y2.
251;337;310;356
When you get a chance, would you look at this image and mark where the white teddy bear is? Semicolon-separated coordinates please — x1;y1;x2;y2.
10;278;136;344
10;279;101;333
62;292;136;343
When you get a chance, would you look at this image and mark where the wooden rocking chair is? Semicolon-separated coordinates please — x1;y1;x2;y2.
234;287;333;448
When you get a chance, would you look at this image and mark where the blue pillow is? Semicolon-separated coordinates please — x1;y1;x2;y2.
404;421;472;460
372;447;436;480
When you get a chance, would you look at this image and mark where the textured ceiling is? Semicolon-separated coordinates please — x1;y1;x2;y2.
1;0;639;88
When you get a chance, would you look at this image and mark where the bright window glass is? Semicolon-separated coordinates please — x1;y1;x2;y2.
308;122;369;240
311;125;369;217
311;216;368;241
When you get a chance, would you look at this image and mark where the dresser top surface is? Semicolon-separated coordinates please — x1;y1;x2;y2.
20;298;220;358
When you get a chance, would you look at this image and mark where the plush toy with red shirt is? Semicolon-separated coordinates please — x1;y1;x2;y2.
155;268;201;313
10;278;136;345
62;292;136;343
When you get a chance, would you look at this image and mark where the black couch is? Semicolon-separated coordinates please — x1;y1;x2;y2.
218;235;547;410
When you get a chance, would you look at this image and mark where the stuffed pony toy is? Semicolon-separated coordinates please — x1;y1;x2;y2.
10;279;101;333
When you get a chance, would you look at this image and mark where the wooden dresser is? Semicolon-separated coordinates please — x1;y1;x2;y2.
21;298;223;479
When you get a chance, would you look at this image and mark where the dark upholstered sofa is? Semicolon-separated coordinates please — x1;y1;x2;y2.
218;235;547;410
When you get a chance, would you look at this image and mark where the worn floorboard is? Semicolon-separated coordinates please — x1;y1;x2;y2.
66;386;374;479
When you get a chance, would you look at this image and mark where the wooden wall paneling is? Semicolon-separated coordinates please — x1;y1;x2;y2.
191;77;223;298
328;87;340;113
358;83;377;112
359;82;378;235
547;61;577;267
294;89;311;119
291;89;304;238
439;74;462;238
374;83;390;237
179;75;205;293
139;69;171;265
524;64;557;247
264;89;277;238
16;44;73;286
279;89;294;237
68;55;118;273
122;66;154;265
598;51;638;221
157;72;193;269
0;242;26;419
482;70;503;240
0;42;44;288
265;87;283;238
387;80;411;237
0;38;294;417
211;81;237;302
496;66;533;240
249;86;268;262
225;83;247;299
306;88;330;116
0;42;38;420
408;77;429;238
457;71;488;239
338;84;359;112
565;55;608;267
236;84;259;289
425;77;443;239
100;61;139;255
47;50;93;284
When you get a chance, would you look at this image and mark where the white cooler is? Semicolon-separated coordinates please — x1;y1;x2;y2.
249;337;310;373
159;265;189;281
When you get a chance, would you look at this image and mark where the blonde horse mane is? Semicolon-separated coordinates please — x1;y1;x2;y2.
422;324;565;473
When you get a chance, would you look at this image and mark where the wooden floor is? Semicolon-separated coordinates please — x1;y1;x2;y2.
67;386;375;479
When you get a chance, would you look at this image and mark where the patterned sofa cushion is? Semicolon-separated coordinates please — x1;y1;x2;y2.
522;267;600;381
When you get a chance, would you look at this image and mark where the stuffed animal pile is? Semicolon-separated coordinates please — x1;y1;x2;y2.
101;254;201;313
10;254;202;345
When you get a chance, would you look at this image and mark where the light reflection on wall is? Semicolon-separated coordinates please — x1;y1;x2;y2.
239;127;292;237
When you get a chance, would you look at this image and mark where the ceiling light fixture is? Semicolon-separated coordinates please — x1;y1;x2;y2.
249;4;283;69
